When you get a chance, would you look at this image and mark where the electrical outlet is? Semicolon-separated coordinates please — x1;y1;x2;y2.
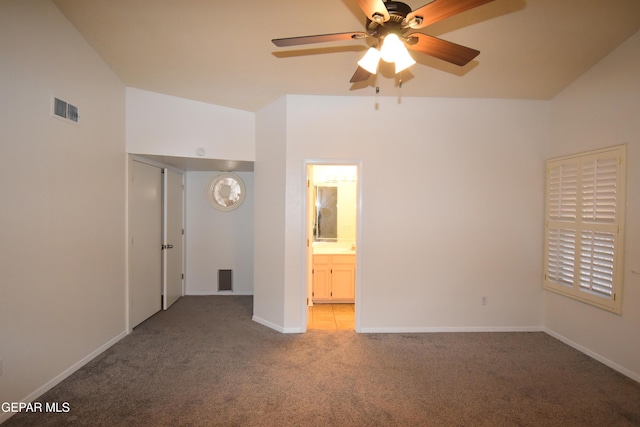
481;296;488;306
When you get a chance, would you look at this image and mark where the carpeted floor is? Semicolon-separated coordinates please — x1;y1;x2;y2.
4;296;640;426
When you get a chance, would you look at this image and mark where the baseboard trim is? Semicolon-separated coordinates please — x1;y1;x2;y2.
186;290;254;296
0;330;128;425
358;326;544;333
543;328;640;383
252;315;303;333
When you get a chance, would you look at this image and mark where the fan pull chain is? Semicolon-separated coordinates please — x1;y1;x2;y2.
397;74;405;104
375;70;380;94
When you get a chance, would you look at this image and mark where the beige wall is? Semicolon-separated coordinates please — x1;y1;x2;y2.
185;171;254;295
546;29;640;381
259;95;550;332
252;97;288;331
126;88;255;161
0;0;127;417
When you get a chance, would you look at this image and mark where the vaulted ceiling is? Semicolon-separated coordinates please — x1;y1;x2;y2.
52;0;640;112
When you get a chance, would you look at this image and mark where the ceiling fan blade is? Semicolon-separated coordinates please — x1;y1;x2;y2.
272;32;368;47
355;0;390;23
406;33;479;66
406;0;495;29
350;66;372;83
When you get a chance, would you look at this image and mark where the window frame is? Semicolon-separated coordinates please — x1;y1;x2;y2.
543;145;627;314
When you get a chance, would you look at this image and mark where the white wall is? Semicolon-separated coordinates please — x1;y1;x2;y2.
125;89;257;298
126;87;255;161
185;171;254;295
546;30;640;381
253;98;288;331
0;0;126;418
255;95;550;332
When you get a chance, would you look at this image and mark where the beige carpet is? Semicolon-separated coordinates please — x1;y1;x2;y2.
5;296;640;426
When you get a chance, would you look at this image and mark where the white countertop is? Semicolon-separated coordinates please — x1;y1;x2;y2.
312;247;356;255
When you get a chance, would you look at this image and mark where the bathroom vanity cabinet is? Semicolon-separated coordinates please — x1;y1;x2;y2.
312;254;355;303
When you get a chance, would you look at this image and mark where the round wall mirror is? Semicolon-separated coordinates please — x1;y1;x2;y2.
206;172;245;211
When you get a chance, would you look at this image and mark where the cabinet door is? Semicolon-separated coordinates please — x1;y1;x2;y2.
312;255;331;301
331;255;355;301
331;265;355;300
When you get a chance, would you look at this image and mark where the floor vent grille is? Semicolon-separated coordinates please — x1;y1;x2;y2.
218;269;232;292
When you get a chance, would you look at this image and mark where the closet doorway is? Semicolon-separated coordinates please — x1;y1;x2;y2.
305;164;359;330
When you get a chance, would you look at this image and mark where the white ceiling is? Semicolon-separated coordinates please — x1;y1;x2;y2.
52;0;640;113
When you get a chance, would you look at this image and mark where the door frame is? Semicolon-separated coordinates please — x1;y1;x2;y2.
303;160;363;332
162;168;185;309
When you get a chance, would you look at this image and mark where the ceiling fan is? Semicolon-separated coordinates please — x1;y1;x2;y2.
272;0;494;83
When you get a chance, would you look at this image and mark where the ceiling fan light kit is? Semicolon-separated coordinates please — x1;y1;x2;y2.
357;47;381;73
392;46;417;73
379;33;403;62
272;0;494;84
379;33;417;73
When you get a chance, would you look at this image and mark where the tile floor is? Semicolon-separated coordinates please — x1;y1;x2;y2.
307;303;354;330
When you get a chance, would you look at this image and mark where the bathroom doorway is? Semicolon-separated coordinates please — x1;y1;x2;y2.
305;163;359;330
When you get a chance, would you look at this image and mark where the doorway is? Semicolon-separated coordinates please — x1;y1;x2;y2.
306;164;359;330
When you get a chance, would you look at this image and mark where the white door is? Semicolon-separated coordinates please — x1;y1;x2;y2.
129;160;162;328
163;169;183;309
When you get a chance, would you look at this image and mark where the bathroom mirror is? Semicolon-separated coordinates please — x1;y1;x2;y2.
314;186;337;241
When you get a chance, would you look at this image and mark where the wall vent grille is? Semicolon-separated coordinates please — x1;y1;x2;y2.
53;97;79;123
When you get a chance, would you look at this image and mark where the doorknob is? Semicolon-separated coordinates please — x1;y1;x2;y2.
161;244;174;250
167;244;174;249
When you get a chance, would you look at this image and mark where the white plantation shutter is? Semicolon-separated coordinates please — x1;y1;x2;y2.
545;161;578;288
544;145;626;313
579;231;615;297
546;228;575;286
581;156;618;223
548;161;578;221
